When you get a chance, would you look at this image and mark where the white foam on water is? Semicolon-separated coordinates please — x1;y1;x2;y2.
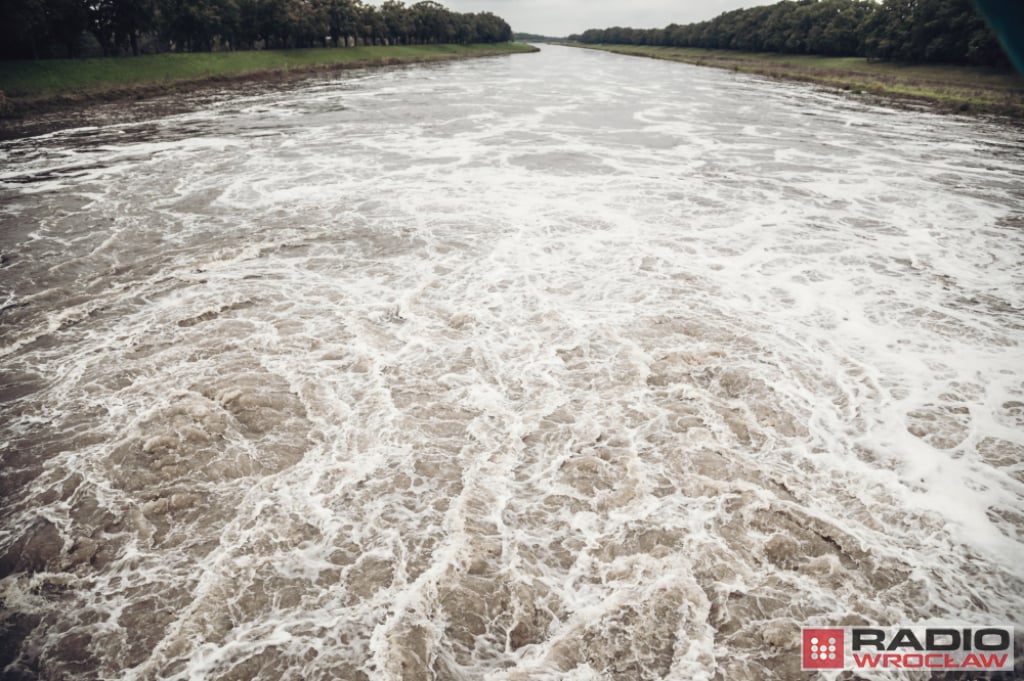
1;45;1023;680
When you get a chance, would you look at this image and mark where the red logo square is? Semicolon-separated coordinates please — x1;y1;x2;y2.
802;628;844;669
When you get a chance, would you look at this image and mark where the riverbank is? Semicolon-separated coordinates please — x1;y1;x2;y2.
0;43;538;130
568;44;1024;119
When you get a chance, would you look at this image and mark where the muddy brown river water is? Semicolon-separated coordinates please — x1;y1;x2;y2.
1;45;1023;680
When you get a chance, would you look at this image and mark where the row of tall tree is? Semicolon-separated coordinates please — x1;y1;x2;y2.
0;0;514;59
569;0;1009;68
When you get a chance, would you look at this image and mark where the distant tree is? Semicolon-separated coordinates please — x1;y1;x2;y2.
572;0;1010;67
87;0;157;55
0;0;512;59
45;0;90;57
474;12;511;43
0;0;47;58
158;0;240;52
515;32;563;42
411;1;447;44
359;2;388;44
283;0;327;47
381;0;412;45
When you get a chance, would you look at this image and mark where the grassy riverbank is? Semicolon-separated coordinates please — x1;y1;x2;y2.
0;43;538;118
570;44;1024;119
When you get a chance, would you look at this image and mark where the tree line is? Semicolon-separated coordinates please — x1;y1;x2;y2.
0;0;514;60
569;0;1009;68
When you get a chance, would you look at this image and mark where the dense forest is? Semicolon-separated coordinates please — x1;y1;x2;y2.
570;0;1010;68
0;0;514;59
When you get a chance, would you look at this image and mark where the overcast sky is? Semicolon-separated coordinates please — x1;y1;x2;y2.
428;0;779;37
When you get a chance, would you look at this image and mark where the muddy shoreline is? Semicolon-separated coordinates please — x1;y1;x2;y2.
570;44;1024;123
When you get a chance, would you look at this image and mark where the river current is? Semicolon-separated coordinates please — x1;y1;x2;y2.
1;45;1023;680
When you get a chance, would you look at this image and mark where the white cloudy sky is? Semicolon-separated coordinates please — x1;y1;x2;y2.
433;0;778;37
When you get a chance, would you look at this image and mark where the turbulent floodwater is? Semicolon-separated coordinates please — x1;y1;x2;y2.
1;45;1024;681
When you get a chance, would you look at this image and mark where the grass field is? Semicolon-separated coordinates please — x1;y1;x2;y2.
570;44;1024;119
0;43;538;116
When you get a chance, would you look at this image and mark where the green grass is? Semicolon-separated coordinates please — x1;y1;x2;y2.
569;44;1024;118
0;43;537;100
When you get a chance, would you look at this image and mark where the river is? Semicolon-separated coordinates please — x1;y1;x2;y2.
1;44;1023;680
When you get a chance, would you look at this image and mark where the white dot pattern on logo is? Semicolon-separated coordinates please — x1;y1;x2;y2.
808;639;839;660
